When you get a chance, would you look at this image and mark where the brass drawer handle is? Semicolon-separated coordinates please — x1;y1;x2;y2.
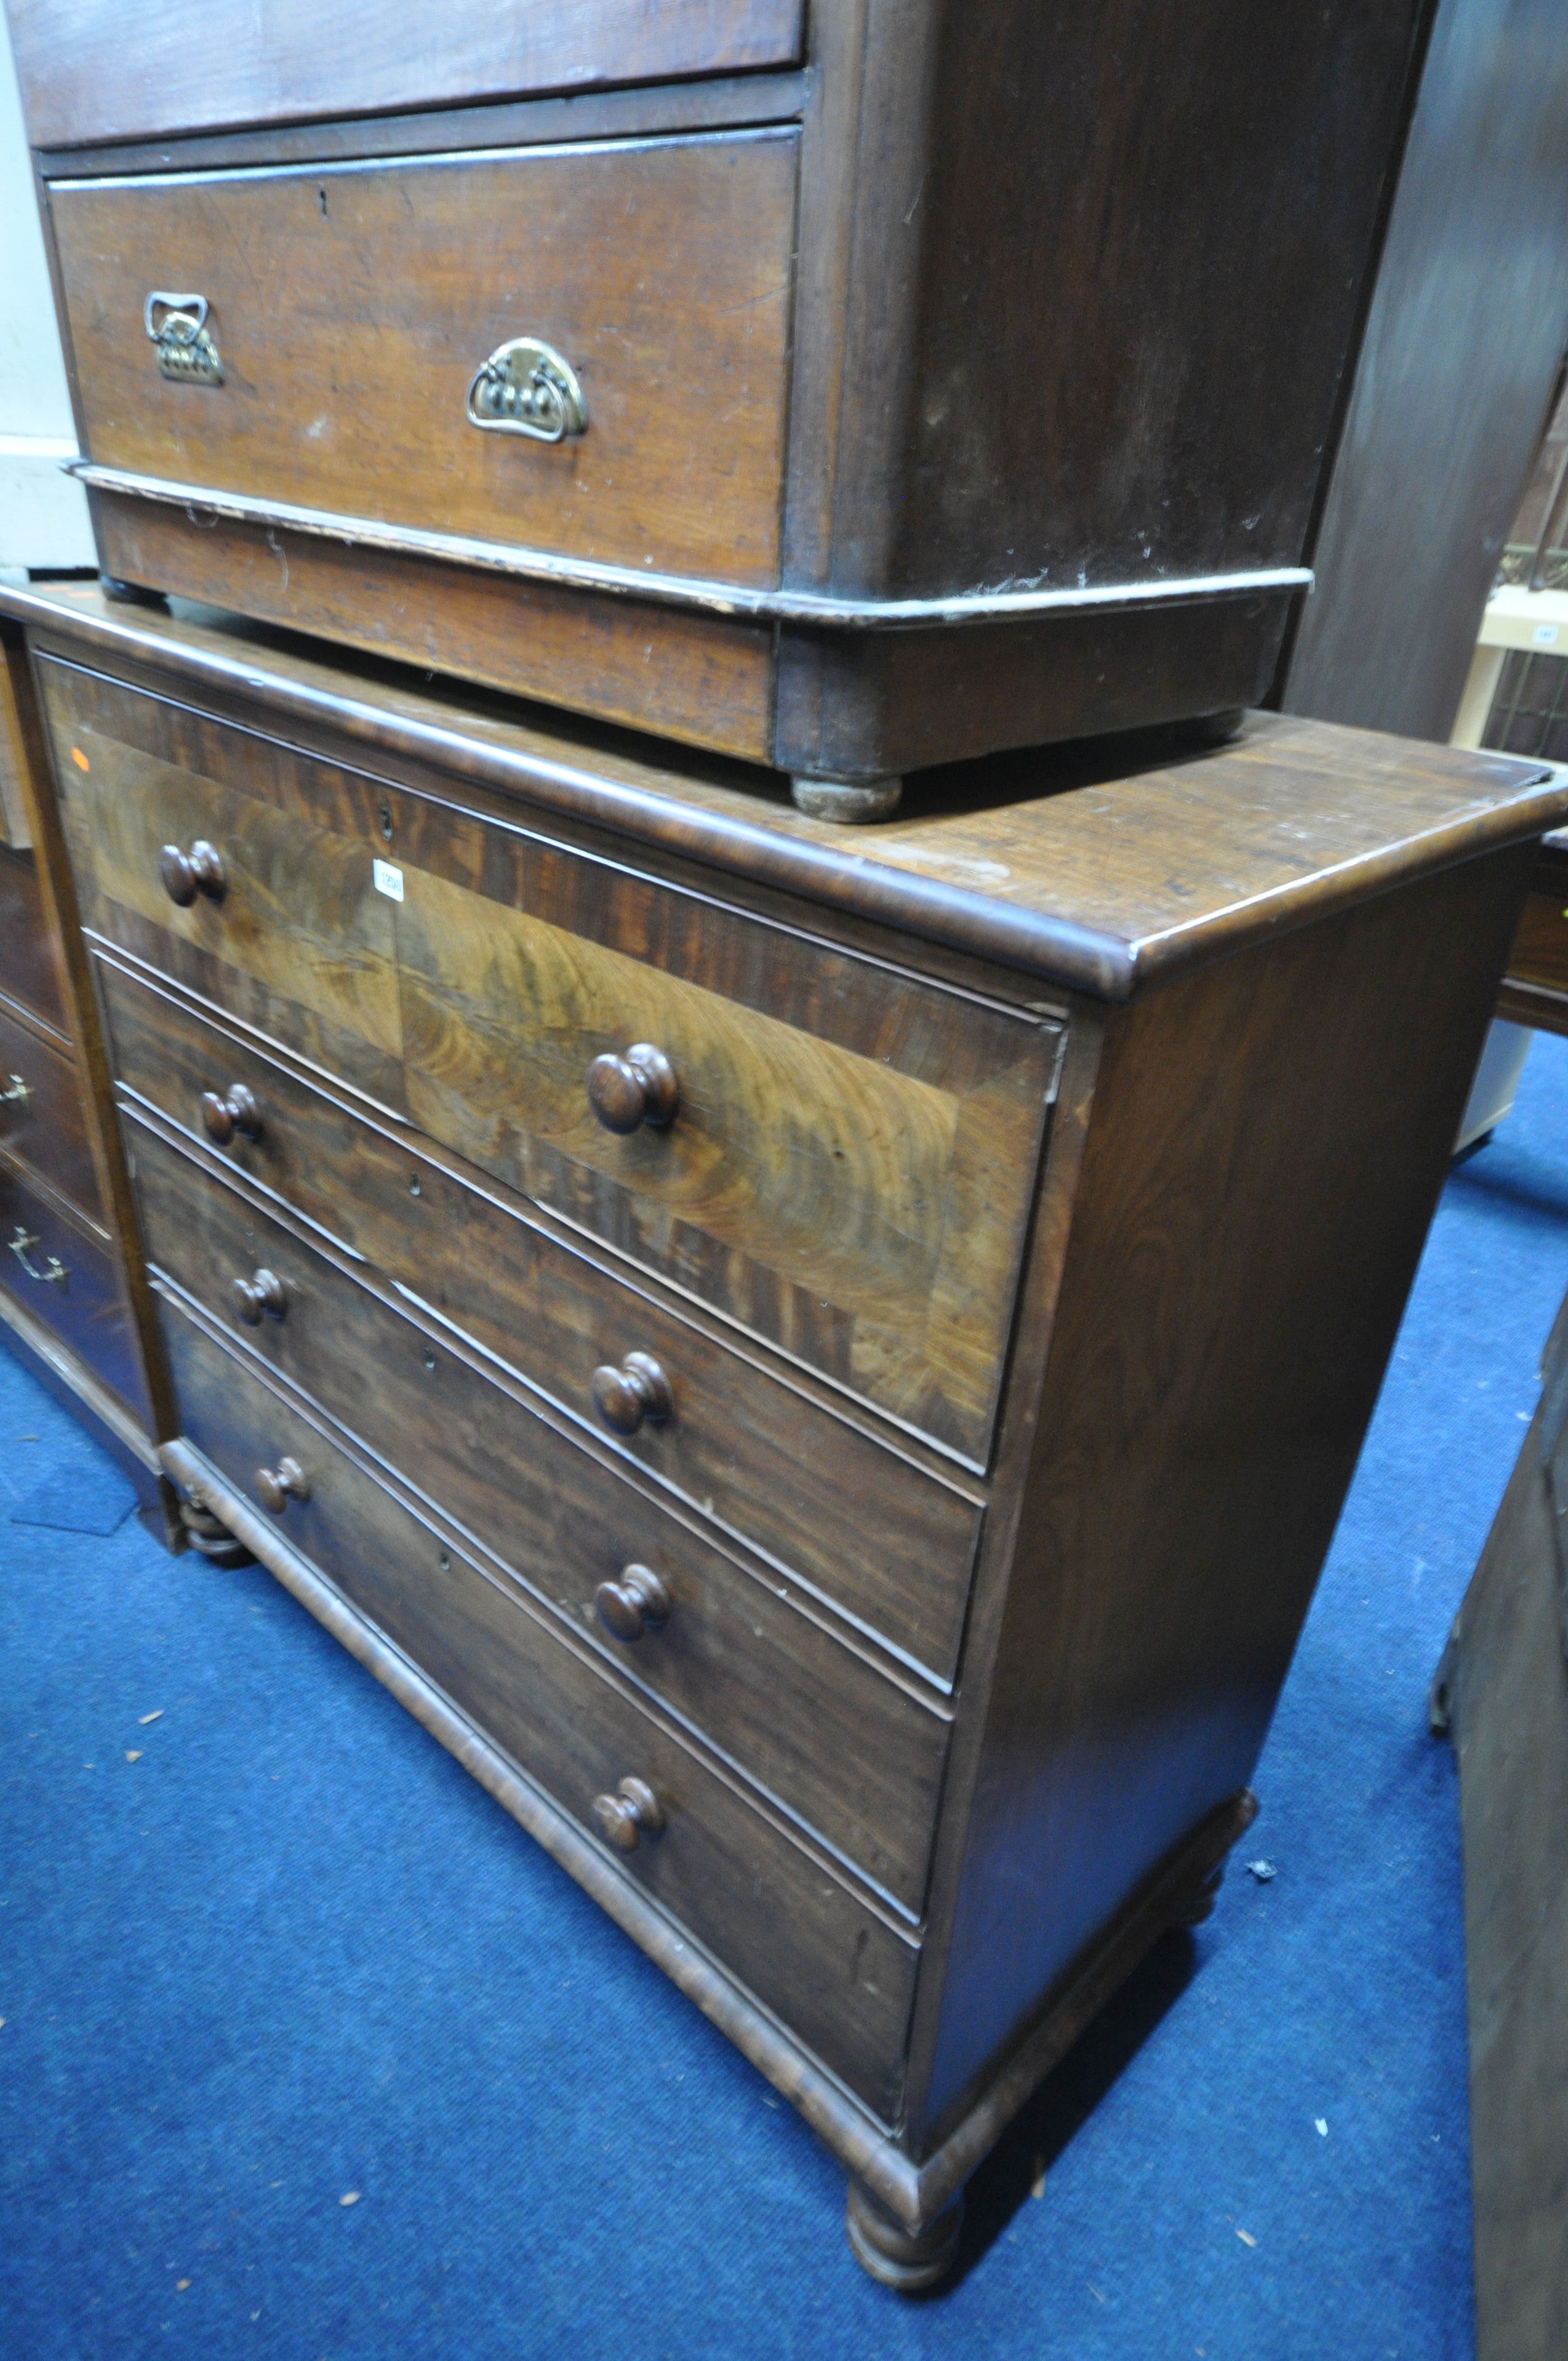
160;839;226;906
232;1267;287;1326
202;1084;262;1146
145;291;224;386
591;1776;665;1854
256;1456;311;1514
8;1226;67;1285
591;1351;672;1436
466;336;587;443
1;1073;28;1109
594;1563;673;1645
586;1043;678;1135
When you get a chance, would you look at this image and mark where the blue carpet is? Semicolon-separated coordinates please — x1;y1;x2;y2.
5;1037;1568;2361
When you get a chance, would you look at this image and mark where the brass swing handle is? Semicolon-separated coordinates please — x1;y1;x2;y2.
466;336;587;443
9;1227;68;1285
1;1073;29;1111
144;291;224;385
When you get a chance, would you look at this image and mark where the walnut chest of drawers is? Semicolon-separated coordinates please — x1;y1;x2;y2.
6;577;1561;2285
7;0;1437;810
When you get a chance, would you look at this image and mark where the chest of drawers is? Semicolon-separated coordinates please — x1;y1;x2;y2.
6;578;1560;2283
8;0;1435;813
0;621;171;1491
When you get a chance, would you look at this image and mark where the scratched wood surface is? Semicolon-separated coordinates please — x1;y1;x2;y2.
52;132;797;587
99;955;983;1679
161;1290;917;2120
9;0;804;147
46;657;1056;1461
135;1113;951;1911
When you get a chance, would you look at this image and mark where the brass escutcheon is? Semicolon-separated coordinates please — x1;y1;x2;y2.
466;336;587;444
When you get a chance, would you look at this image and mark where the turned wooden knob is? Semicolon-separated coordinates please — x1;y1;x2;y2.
591;1775;665;1853
232;1267;286;1325
255;1455;310;1514
590;1350;672;1435
586;1042;678;1134
159;839;226;906
201;1082;262;1145
594;1563;673;1644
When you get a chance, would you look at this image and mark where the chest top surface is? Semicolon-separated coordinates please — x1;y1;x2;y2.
4;581;1562;1002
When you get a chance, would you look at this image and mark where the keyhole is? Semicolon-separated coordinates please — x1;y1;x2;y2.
379;800;394;842
409;1177;422;1198
422;1347;437;1372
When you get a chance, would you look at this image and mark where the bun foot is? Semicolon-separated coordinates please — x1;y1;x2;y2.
1176;706;1246;747
99;574;170;610
1173;1860;1227;1928
178;1494;254;1568
845;2182;963;2291
791;774;903;824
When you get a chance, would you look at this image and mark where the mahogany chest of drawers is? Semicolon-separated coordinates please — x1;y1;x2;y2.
3;576;1560;2283
0;620;168;1492
7;0;1435;812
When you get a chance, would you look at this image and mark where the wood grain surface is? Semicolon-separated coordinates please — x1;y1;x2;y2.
912;840;1536;2144
0;842;69;1040
9;0;804;148
12;585;1566;1002
99;955;983;1680
45;655;1055;1460
134;1113;951;1910
160;1291;917;2121
0;999;103;1224
52;133;796;586
86;493;778;762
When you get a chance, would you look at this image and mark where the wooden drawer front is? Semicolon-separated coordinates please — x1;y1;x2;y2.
49;661;1056;1464
1506;888;1568;1001
51;132;795;590
0;1163;144;1417
161;1294;914;2120
0;844;68;1040
12;1;804;149
0;1004;102;1225
104;961;982;1680
134;1118;947;1911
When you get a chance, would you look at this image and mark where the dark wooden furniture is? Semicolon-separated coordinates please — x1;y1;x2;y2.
3;577;1561;2284
6;0;1439;814
0;619;172;1514
1431;1289;1568;2358
1497;827;1568;1034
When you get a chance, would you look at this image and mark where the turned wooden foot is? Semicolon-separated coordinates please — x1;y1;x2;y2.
1177;705;1246;747
791;774;903;823
178;1494;254;1568
845;2182;963;2291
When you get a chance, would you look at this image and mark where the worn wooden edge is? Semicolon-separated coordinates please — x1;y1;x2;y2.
67;467;1311;632
32;69;813;178
0;1281;161;1472
1497;977;1568;1037
161;1427;1254;2234
7;583;1564;1004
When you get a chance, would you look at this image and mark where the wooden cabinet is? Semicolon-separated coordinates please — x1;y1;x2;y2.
0;622;171;1499
6;577;1561;2286
8;0;1435;809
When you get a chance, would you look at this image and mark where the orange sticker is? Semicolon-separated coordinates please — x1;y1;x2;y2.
70;747;89;771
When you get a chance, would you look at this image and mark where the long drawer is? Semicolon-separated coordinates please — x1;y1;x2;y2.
51;131;796;589
49;656;1055;1464
135;1114;948;1911
102;954;980;1680
0;1161;145;1418
0;1000;104;1225
161;1293;916;2121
